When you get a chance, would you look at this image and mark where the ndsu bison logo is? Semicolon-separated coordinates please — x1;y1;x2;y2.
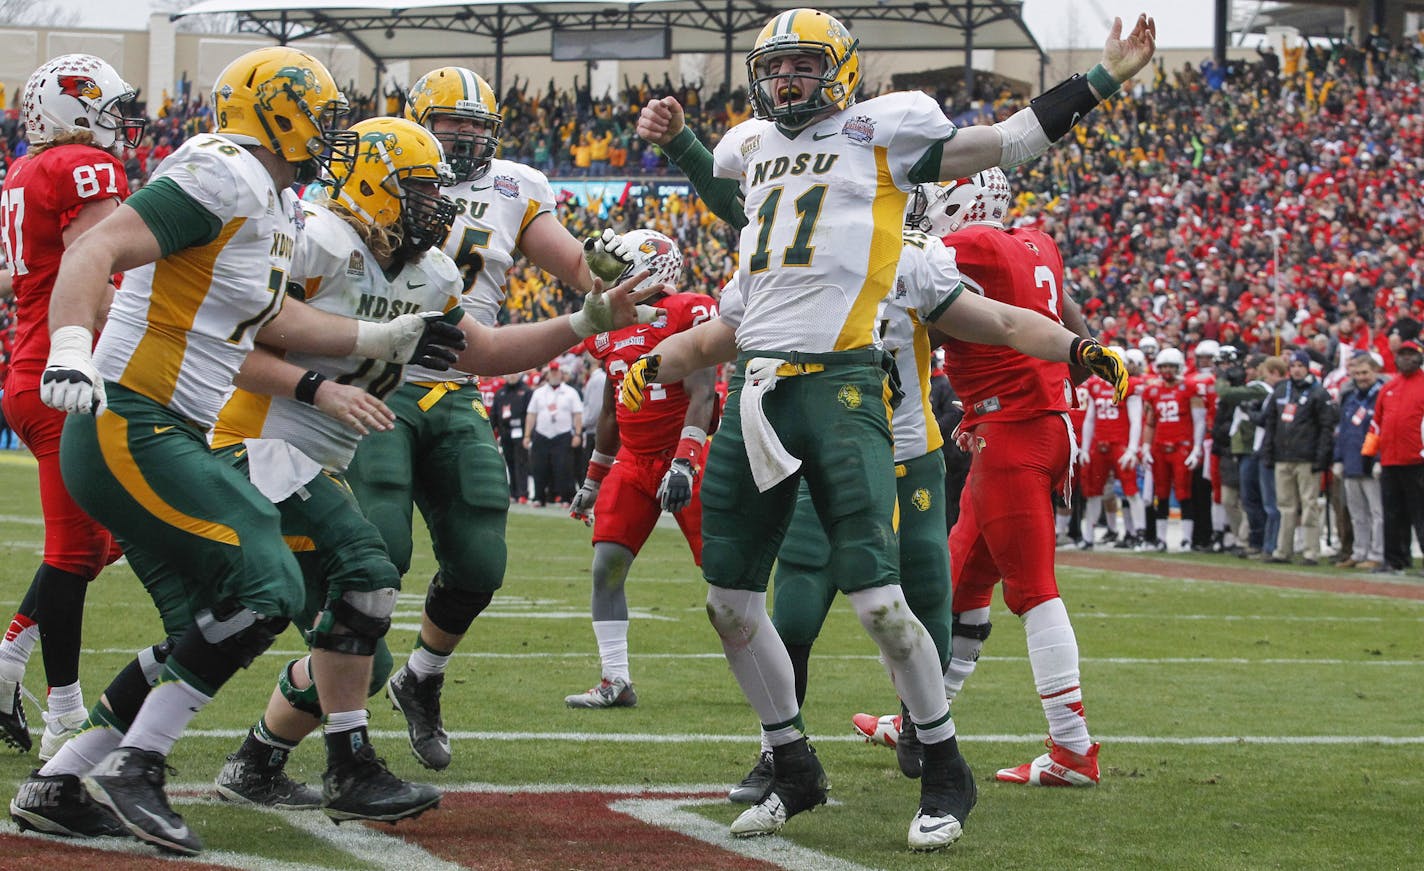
57;75;102;101
256;66;321;110
359;130;401;162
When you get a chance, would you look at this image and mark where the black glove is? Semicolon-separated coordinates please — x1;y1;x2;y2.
657;457;696;513
409;312;468;370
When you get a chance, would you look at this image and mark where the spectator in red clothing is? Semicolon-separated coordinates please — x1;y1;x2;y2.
1369;340;1424;573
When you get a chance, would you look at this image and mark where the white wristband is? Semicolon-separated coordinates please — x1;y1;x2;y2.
680;426;708;445
50;325;94;358
590;450;617;467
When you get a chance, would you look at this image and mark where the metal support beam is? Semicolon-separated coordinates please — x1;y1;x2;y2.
963;0;975;98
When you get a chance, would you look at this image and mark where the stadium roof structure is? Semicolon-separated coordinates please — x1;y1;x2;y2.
172;0;1046;92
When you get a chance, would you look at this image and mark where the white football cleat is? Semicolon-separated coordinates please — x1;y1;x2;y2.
908;807;963;851
39;709;87;762
995;739;1100;786
730;791;789;837
850;712;900;748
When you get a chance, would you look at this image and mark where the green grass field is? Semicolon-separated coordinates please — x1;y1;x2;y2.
0;451;1420;870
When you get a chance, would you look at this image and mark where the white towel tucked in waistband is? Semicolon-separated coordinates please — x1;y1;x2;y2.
243;438;324;503
740;357;801;492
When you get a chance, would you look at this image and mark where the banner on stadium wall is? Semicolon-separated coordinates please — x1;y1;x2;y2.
553;179;695;215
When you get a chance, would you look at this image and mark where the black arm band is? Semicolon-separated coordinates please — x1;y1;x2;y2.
295;370;326;405
1029;74;1103;142
1070;337;1091;367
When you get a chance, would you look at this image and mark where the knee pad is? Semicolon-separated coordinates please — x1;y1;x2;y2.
950;615;992;643
425;572;494;637
277;657;321;718
310;588;397;657
136;637;175;687
195;600;290;670
704;587;766;645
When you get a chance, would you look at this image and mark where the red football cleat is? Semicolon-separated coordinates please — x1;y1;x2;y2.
995;739;1100;787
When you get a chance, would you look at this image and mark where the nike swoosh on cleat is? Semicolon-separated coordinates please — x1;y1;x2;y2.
136;805;191;843
919;820;955;833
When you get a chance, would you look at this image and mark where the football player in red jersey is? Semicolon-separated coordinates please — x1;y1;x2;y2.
564;230;718;708
0;54;144;757
918;170;1104;787
1186;340;1223;551
1139;346;1206;551
1080;355;1146;549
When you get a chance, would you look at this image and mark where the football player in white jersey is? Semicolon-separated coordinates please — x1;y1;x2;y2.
21;48;465;855
208;114;660;818
347;67;611;771
624;237;1130;847
628;6;1153;851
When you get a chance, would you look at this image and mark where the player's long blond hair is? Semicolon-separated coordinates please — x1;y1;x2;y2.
26;129;100;158
308;184;402;263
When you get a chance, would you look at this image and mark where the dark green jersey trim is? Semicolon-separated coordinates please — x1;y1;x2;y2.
924;281;965;323
125;177;224;258
907;128;958;185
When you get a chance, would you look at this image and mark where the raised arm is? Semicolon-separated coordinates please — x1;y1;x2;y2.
637;98;747;229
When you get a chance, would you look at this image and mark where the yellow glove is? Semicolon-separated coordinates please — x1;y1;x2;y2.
620;354;661;412
1074;340;1129;404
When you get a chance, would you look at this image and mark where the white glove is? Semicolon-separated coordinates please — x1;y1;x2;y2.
1185;445;1202;469
353;311;467;367
40;326;106;415
1076;446;1092;466
569;478;600;526
569;282;660;338
583;228;635;282
1331;462;1345;479
1140;446;1154;466
1372;462;1382;480
1119;448;1140;469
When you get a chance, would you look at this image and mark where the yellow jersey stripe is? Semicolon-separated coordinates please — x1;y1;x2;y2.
834;146;905;350
211;387;274;450
120;217;246;405
911;312;944;453
517;199;542;244
95;410;241;545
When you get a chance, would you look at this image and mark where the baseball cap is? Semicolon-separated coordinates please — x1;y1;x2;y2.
1399;341;1424;354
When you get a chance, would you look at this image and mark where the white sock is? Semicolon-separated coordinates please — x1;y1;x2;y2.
45;682;85;722
323;709;369;734
943;606;991;700
1055;513;1069;536
40;722;121;777
406;643;450;680
1129;494;1146;532
1211;502;1226;531
592;620;630;682
705;588;799;737
1181;518;1194;546
121;677;213;756
0;617;37;681
847;585;953;743
1023;598;1091;754
1084;497;1103;541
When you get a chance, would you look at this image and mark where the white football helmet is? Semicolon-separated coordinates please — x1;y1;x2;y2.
1124;348;1148;374
615;229;683;294
1154;347;1185;374
1138;335;1160;360
23;54;145;152
906;168;1012;236
1194;339;1220;359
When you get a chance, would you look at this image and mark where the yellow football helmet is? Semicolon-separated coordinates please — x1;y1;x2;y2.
405;67;502;181
213;46;355;183
746;8;860;131
330;117;457;252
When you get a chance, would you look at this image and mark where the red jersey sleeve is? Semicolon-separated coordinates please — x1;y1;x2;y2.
40;146;130;230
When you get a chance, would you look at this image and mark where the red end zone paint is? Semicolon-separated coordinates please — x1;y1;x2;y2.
1057;550;1424;600
371;790;779;870
0;835;232;871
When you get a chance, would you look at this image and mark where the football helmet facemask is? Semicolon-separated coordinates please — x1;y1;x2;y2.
746;8;860;132
331;117;458;253
405;67;502;182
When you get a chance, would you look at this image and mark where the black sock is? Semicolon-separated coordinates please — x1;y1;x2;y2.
324;724;370;767
34;564;89;687
100;655;155;730
785;643;812;708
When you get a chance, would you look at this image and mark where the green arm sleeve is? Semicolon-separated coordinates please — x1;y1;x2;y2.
662;128;747;230
125;177;224;257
